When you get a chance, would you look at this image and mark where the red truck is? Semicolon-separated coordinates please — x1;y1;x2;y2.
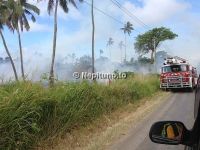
160;56;198;91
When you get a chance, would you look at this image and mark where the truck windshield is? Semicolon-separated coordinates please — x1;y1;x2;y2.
162;65;188;73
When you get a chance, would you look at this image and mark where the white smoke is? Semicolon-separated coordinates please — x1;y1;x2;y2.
0;51;156;83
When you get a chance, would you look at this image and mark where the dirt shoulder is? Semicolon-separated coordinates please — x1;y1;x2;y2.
38;91;171;150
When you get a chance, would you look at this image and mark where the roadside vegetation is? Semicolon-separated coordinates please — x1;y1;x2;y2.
0;74;159;149
0;1;178;149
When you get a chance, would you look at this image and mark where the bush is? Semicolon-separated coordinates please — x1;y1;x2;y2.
0;75;160;149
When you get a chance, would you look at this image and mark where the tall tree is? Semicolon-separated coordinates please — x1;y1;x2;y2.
0;1;18;81
107;37;114;60
121;21;134;61
91;0;95;75
7;0;40;80
99;49;103;57
47;0;83;85
134;27;178;64
119;41;125;63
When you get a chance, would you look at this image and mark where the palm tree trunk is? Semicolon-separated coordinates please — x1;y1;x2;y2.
91;0;95;74
153;38;157;72
49;0;58;86
0;30;18;81
151;50;154;64
109;46;111;61
17;27;25;80
120;47;122;63
124;34;127;62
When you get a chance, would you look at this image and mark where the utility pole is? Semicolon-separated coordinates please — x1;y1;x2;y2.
91;0;95;74
124;33;127;62
153;38;157;73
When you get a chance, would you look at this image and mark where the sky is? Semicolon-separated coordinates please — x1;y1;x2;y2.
0;0;200;73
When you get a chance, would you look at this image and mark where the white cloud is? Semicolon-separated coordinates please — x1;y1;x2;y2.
31;1;84;21
122;0;190;26
28;22;51;32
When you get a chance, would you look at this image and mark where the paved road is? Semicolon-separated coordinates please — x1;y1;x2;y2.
110;91;195;150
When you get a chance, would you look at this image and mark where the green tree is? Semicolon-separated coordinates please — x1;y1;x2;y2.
7;0;40;80
121;21;134;61
47;0;83;85
0;1;18;81
138;56;152;64
134;27;178;64
107;37;114;60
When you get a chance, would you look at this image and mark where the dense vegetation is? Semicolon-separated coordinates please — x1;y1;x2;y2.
0;75;159;149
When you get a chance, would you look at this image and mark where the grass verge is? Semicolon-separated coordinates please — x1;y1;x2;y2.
0;74;160;149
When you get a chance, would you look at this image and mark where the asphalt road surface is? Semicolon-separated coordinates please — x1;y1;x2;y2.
110;91;195;150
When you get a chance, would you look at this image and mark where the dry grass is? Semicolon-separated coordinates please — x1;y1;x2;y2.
0;75;160;149
38;92;170;150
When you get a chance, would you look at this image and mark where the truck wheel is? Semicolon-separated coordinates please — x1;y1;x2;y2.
188;87;193;92
166;88;170;92
162;88;169;91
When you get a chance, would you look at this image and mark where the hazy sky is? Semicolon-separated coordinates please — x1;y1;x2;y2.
0;0;200;66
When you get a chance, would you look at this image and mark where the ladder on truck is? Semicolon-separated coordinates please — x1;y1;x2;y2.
164;56;188;65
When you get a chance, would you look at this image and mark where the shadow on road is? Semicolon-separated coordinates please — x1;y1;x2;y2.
170;88;195;93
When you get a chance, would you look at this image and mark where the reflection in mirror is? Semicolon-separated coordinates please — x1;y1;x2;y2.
150;121;185;145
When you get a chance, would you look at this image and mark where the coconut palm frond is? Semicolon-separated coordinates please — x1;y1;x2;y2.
59;0;68;13
107;37;114;46
69;0;77;8
121;21;134;36
22;14;30;31
24;2;40;15
48;0;54;15
24;10;36;22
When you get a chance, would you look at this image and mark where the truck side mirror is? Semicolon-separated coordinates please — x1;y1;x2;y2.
149;121;188;145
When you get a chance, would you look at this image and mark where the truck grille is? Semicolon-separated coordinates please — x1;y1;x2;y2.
160;76;192;88
168;78;181;83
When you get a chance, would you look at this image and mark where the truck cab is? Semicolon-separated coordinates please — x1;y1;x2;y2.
160;56;198;90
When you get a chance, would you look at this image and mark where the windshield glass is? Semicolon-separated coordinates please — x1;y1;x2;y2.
162;65;188;73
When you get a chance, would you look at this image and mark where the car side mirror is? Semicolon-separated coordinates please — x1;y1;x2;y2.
149;121;188;145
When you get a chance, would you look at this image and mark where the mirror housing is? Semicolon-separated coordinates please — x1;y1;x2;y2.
149;121;188;145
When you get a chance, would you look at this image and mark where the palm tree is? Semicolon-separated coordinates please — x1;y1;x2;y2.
47;0;83;85
0;1;18;81
7;0;40;80
119;41;125;63
99;49;103;57
121;21;134;62
107;37;114;60
91;0;95;75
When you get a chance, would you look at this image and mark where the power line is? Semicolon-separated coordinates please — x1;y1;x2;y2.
110;0;149;29
109;0;171;52
84;0;124;25
83;0;141;34
83;0;169;53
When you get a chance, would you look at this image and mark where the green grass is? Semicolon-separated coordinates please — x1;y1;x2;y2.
0;74;160;149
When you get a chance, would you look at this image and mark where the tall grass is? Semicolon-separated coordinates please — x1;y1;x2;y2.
0;75;160;149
